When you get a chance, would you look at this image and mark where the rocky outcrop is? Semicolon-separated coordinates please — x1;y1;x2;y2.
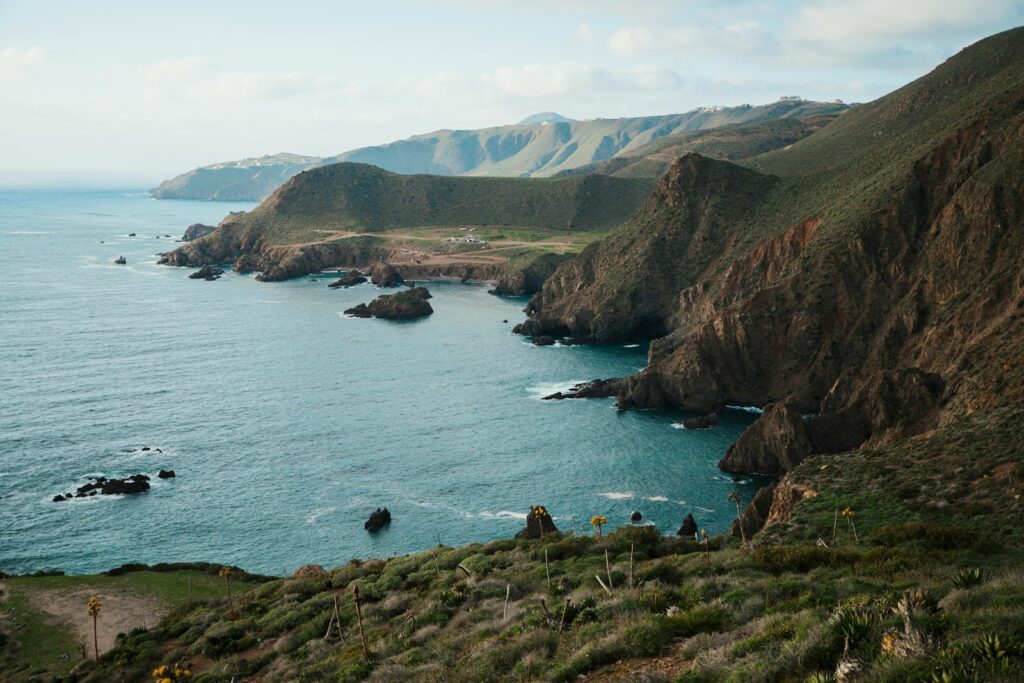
188;265;224;281
490;253;572;296
114;256;126;265
542;378;623;401
157;469;176;479
630;511;643;523
344;303;372;318
515;505;558;539
53;474;151;501
364;288;433;320
532;336;555;346
364;507;392;532
728;484;775;540
370;263;404;287
232;253;261;274
719;401;810;477
328;269;367;288
181;223;216;241
676;513;698;537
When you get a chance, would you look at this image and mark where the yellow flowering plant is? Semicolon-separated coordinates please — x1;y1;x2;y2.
589;514;607;537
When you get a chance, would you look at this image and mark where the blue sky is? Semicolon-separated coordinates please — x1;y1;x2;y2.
1;0;1021;177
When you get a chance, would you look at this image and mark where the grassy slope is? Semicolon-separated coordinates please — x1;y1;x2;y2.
0;568;263;681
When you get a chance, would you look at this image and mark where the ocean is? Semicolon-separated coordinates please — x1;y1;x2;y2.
0;187;763;575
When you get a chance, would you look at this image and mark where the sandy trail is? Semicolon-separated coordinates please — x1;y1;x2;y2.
26;586;168;655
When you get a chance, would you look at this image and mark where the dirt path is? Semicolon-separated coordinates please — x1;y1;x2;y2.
26;586;167;655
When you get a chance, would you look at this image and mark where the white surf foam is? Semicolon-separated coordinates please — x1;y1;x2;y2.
526;380;588;401
598;491;635;500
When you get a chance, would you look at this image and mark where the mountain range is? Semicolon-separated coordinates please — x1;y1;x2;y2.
150;98;848;201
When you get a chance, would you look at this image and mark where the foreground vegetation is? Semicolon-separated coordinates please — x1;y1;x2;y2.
5;501;1019;682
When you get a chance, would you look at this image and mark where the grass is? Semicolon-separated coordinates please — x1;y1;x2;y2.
38;510;1021;683
0;566;266;682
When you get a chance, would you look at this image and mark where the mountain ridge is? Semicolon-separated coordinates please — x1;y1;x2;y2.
150;99;849;201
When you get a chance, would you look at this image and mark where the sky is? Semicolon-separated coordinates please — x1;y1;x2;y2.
1;0;1021;180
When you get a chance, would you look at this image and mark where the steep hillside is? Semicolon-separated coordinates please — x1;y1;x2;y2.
159;163;654;282
152;100;847;200
555;115;839;179
150;153;321;200
516;27;1024;521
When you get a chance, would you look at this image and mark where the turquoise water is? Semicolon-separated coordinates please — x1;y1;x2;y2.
0;188;763;576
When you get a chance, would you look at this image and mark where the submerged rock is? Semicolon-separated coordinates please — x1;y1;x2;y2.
677;513;698;537
55;474;152;501
515;505;559;539
328;269;367;288
188;265;224;281
181;223;216;242
157;469;176;479
365;507;392;532
682;413;720;430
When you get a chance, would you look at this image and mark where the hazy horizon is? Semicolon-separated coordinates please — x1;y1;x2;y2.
2;0;1022;175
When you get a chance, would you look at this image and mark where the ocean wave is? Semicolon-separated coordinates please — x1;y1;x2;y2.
6;230;53;235
645;495;669;502
712;475;752;485
597;491;635;500
727;404;764;414
307;507;336;524
623;343;640;348
474;510;527;521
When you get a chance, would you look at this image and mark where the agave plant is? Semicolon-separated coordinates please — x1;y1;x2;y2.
830;606;875;646
952;567;983;589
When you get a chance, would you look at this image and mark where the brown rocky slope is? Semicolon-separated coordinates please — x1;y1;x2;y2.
516;28;1024;527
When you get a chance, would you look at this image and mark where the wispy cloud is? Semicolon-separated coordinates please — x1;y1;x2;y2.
0;46;45;79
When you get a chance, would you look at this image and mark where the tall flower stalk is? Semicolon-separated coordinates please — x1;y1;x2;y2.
86;596;102;662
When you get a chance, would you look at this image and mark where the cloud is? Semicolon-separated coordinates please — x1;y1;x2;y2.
139;58;326;103
573;22;600;45
607;26;656;55
0;46;45;79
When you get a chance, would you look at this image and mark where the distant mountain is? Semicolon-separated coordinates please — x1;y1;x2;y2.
151;99;849;201
150;153;322;201
517;112;575;125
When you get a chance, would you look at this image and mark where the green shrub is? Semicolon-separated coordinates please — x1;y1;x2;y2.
952;568;984;589
754;545;858;573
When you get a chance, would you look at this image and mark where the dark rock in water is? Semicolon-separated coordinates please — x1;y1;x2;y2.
365;289;433;319
157;469;176;479
543;378;621;401
502;319;508;323
70;474;151;499
677;513;698;537
141;447;150;452
630;510;642;523
515;505;559;539
181;223;216;241
114;256;126;265
682;412;720;430
233;253;261;274
53;494;66;502
370;263;404;287
128;232;136;237
344;303;372;318
188;265;224;281
328;269;367;288
532;336;556;346
365;507;392;532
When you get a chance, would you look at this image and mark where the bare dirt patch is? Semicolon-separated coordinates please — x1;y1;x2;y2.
25;586;167;655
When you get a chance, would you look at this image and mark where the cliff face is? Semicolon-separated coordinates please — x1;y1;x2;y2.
518;28;1024;494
